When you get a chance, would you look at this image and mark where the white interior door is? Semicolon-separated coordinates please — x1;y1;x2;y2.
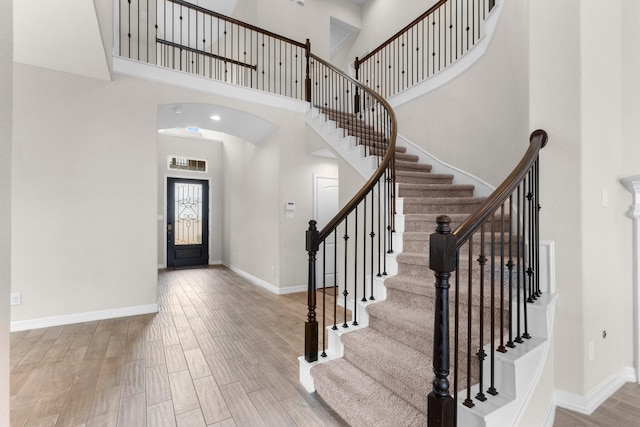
315;175;339;288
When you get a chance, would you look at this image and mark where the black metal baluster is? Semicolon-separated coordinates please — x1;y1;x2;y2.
476;226;487;402
506;195;515;349
514;183;523;344
536;157;542;297
362;194;368;303
353;206;359;327
383;168;388;275
488;212;498;395
321;241;327;357
370;185;376;300
333;228;338;331
377;174;382;278
522;174;531;340
463;237;474;408
343;216;349;328
497;203;507;353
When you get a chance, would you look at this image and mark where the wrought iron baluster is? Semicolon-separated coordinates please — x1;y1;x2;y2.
506;194;515;349
353;206;359;326
488;212;498;395
476;225;487;402
463;236;474;408
343;216;349;328
321;241;327;358
497;203;507;355
515;183;524;344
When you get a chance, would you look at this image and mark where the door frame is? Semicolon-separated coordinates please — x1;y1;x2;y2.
313;174;339;288
163;174;213;268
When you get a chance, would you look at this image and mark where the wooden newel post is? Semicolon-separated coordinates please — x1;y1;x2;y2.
428;215;456;427
305;220;319;362
354;57;361;114
305;39;312;104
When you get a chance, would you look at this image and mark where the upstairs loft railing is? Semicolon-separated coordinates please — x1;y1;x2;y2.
428;130;548;426
117;0;311;100
304;55;397;363
354;0;496;99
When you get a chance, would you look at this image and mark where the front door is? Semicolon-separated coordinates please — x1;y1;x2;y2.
167;178;209;267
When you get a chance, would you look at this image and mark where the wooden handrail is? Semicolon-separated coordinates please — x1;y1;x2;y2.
156;38;258;70
308;53;397;246
453;129;548;246
167;0;307;49
355;0;447;66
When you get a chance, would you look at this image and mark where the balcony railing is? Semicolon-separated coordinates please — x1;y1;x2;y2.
117;0;310;100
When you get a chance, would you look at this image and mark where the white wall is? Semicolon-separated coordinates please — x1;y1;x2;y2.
157;134;224;267
12;65;159;324
579;0;630;394
531;0;635;401
391;0;530;187
231;0;362;60
11;60;332;325
0;0;11;423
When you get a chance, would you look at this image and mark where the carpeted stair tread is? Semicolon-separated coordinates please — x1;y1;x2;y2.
395;161;433;172
312;358;425;427
396;173;453;185
341;328;431;413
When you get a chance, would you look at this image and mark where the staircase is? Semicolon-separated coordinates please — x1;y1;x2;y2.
302;109;555;427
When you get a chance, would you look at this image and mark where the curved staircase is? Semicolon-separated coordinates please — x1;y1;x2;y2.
303;109;555;427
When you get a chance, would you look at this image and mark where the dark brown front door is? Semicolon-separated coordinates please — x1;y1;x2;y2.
167;178;209;267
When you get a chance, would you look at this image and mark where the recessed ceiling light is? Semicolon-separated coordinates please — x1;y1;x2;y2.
210;115;221;121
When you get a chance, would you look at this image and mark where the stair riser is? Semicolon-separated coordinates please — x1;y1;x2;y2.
396;175;453;185
402;215;512;233
386;287;510;313
402;201;483;215
366;149;418;162
399;188;475;198
397;260;526;283
402;238;522;256
368;307;508;360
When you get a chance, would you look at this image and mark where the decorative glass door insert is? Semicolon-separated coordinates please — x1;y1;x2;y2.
174;183;203;245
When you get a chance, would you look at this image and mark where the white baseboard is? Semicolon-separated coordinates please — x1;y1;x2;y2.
223;263;306;295
209;260;223;265
555;367;637;415
10;304;159;332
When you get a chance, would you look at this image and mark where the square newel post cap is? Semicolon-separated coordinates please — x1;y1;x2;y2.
429;215;457;273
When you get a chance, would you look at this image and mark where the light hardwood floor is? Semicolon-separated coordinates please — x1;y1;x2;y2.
10;266;348;427
12;265;640;426
554;382;640;426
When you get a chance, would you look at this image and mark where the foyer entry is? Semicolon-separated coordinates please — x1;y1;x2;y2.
167;177;209;267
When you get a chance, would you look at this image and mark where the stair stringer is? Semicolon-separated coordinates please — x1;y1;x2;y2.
306;107;496;199
456;293;558;427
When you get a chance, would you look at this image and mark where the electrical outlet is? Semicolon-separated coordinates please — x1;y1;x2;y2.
588;340;595;361
602;188;608;207
10;293;21;306
271;266;276;276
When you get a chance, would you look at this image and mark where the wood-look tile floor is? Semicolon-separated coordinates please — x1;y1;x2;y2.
10;266;349;427
554;382;640;426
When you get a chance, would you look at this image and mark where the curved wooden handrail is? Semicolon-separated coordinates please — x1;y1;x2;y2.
308;53;398;245
453;129;548;246
355;0;447;66
167;0;307;49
